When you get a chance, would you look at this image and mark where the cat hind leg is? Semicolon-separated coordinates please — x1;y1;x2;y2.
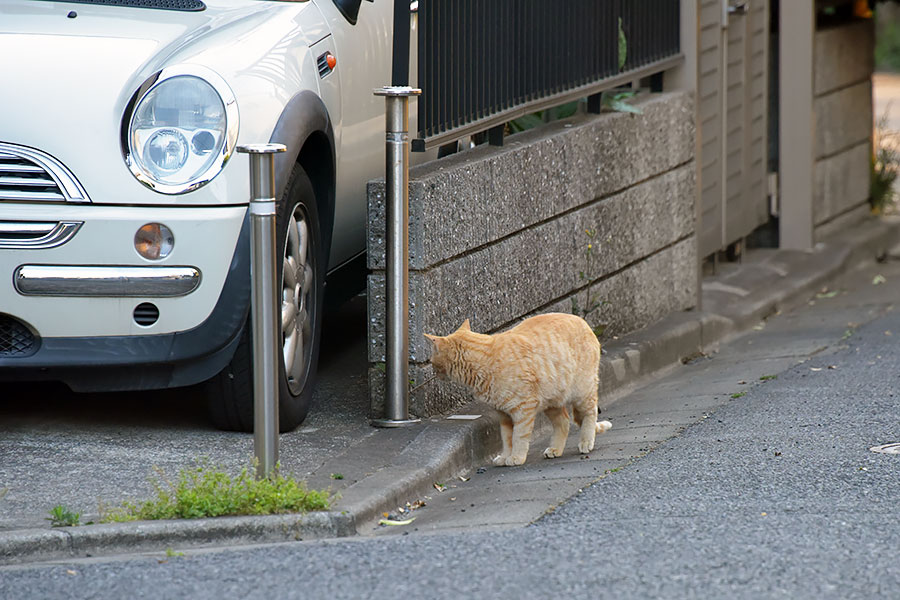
573;393;600;454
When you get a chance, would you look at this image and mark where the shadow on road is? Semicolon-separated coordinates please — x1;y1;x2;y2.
1;294;369;432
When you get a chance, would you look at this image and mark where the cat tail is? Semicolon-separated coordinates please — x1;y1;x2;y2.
595;420;612;434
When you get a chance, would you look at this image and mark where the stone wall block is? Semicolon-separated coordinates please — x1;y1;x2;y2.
815;80;872;158
588;239;697;338
368;363;472;419
814;19;874;97
814;141;870;225
567;93;695;205
367;273;427;364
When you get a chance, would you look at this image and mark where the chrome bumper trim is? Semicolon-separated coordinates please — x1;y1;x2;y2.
0;221;82;249
14;265;201;297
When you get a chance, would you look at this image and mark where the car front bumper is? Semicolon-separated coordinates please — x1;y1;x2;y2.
0;204;251;391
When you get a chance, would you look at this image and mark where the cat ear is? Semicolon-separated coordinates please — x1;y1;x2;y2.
424;333;442;347
458;319;471;332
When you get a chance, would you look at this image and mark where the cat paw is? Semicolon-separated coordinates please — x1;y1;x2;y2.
504;455;526;466
492;454;510;466
578;439;595;454
542;447;563;459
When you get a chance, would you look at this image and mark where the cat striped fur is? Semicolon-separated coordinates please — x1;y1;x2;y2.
425;313;612;466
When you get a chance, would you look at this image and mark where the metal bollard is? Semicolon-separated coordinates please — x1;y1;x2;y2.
237;143;287;477
372;86;421;428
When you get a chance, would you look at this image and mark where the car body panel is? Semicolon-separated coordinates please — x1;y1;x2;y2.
0;0;428;391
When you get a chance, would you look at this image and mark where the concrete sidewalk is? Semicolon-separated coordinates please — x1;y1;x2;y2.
2;216;899;565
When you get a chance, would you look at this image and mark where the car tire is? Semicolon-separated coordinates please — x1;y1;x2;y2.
206;164;325;433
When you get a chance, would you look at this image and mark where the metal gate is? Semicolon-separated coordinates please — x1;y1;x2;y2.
698;0;770;257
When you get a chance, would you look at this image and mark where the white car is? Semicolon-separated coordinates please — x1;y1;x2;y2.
0;0;410;431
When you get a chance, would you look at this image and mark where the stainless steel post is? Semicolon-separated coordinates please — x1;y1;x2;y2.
372;86;421;428
237;143;287;477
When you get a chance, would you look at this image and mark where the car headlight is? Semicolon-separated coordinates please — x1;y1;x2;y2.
123;65;238;194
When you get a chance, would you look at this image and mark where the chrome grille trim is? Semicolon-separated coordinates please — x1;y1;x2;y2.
0;221;83;249
0;142;90;203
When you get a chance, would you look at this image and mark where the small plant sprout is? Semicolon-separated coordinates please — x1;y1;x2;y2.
759;375;777;382
47;505;80;527
572;227;608;336
731;391;747;399
330;473;344;480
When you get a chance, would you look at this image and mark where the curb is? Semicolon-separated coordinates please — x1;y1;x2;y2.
0;512;354;567
3;216;898;566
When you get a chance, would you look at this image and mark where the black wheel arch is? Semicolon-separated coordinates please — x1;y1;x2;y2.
268;90;336;265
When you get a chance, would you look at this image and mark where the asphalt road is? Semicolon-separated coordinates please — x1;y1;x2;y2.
3;260;899;598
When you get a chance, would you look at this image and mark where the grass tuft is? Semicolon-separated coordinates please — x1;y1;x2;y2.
47;505;80;527
100;460;330;523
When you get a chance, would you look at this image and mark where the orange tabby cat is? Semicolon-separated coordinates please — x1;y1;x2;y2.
425;313;612;466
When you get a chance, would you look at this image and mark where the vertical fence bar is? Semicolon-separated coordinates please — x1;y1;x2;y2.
237;143;287;479
373;86;422;428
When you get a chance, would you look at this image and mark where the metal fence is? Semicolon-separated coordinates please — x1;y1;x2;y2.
413;0;682;149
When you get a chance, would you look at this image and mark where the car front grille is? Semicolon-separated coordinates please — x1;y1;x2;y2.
30;0;206;11
0;315;38;357
0;143;89;203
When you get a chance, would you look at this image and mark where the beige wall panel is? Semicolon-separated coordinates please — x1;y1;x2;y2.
698;0;724;257
814;80;872;159
814;19;874;97
813;142;870;225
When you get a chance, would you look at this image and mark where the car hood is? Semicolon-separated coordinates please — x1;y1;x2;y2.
0;0;324;203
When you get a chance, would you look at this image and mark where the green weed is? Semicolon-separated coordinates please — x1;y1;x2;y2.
759;375;777;381
871;111;900;214
731;391;747;399
47;505;80;527
99;460;330;523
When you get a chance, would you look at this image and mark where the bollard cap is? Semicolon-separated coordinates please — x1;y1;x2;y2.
237;143;287;154
373;86;422;97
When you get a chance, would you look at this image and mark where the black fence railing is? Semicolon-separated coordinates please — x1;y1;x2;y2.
413;0;681;149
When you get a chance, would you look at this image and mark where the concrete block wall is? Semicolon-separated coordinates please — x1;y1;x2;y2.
367;92;697;418
813;18;874;236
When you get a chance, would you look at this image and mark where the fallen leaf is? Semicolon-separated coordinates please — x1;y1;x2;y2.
382;512;389;518
66;570;77;576
409;500;426;510
450;497;457;502
379;517;415;526
433;482;446;492
810;367;822;372
816;290;838;299
761;512;767;517
738;380;747;385
458;476;470;482
873;274;887;285
827;365;837;370
886;331;893;337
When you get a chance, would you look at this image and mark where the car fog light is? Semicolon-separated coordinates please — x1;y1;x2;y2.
135;223;174;260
